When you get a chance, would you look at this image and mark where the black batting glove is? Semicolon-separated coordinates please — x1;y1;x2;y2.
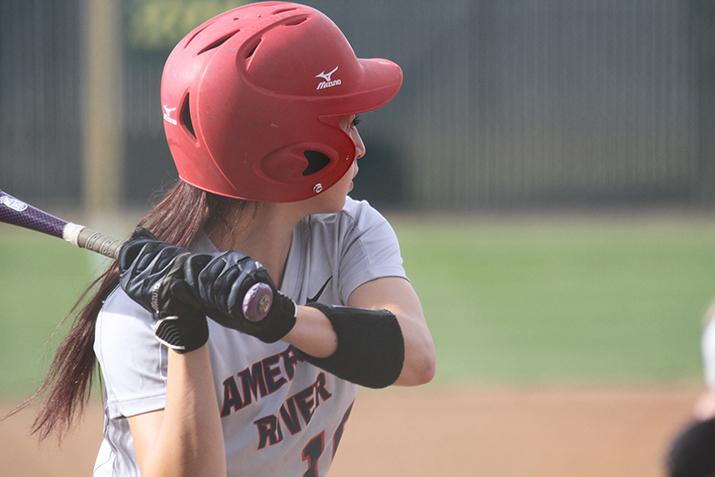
183;251;296;343
118;228;208;354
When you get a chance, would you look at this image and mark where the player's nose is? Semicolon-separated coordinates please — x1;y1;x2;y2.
353;130;366;160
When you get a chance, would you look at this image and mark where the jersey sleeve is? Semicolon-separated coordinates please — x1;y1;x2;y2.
94;287;168;419
337;199;408;304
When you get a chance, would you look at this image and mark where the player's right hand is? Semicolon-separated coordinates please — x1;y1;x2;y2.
118;228;209;354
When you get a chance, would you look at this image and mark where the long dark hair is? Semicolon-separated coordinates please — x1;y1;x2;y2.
9;180;242;440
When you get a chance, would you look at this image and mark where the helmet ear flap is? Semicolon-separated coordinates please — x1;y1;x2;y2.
260;145;310;184
303;151;330;176
258;138;353;194
260;143;339;183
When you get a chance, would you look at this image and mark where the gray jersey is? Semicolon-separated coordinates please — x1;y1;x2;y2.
92;198;407;477
703;313;715;388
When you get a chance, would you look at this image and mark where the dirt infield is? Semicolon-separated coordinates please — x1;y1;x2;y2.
0;385;700;477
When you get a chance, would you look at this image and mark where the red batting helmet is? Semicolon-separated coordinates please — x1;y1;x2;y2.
160;1;403;202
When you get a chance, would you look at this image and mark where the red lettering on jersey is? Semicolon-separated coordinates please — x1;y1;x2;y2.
314;372;332;404
220;346;309;419
221;376;243;417
239;362;268;405
253;372;333;449
281;346;302;379
254;414;284;450
263;354;287;393
293;385;316;424
279;398;303;435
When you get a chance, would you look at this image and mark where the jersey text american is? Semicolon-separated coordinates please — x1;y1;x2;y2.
220;345;305;417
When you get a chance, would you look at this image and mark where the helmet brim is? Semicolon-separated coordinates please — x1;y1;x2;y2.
354;58;403;111
321;58;403;116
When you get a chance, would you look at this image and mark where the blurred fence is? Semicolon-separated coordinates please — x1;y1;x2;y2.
1;0;713;210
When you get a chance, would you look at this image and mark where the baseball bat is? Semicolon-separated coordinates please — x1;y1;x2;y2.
0;189;273;321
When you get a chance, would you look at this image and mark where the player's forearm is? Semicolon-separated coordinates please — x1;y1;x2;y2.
391;309;436;386
284;302;435;388
142;347;226;477
283;305;338;358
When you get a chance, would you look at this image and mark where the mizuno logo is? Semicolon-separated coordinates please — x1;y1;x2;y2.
315;66;341;90
162;104;177;125
315;66;338;82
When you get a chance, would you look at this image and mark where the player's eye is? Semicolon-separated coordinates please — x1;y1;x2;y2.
351;115;361;128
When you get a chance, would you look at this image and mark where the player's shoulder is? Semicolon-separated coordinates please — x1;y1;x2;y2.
341;196;387;222
95;286;154;344
100;285;150;319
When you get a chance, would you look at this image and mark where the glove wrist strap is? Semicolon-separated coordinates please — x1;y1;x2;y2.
153;315;209;354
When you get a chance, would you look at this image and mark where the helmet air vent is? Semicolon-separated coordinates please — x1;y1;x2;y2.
273;8;297;15
197;29;241;55
184;22;214;48
244;37;262;59
180;94;196;140
283;16;307;26
302;151;330;176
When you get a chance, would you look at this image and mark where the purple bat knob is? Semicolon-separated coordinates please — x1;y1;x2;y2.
242;282;274;322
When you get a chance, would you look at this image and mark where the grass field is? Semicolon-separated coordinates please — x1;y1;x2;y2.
396;216;715;384
1;215;714;397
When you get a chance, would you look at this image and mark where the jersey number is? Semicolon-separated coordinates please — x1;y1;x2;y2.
300;404;352;477
301;432;324;477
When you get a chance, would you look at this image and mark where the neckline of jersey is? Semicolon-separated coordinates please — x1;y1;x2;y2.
193;226;304;302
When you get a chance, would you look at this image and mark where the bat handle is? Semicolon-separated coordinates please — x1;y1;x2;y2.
63;223;123;259
63;223;275;321
242;282;274;322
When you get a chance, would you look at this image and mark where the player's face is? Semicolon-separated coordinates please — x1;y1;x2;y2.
341;114;366;161
301;114;365;214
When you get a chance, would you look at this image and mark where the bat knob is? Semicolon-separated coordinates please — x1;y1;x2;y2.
242;282;274;322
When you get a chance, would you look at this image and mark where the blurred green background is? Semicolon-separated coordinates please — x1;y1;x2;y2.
2;215;713;397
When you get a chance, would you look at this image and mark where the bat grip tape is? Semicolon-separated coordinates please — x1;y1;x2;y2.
63;223;123;259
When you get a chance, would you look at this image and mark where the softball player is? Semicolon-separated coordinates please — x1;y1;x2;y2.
666;305;715;477
31;3;435;476
695;305;715;419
